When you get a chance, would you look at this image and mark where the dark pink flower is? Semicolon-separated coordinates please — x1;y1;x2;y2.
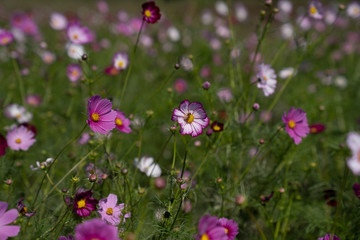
67;23;94;44
174;79;188;94
0;201;20;239
218;218;239;240
172;100;209;137
11;13;39;35
142;1;161;24
353;183;360;199
26;95;42;107
86;95;116;134
0;134;8;157
318;234;340;240
17;198;36;217
309;123;326;134
0;30;14;46
114;110;132;133
282;107;310;145
104;65;120;76
75;218;120;240
67;64;82;82
73;189;98;217
196;215;227;240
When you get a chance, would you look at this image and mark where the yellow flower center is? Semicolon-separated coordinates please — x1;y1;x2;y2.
91;113;100;122
288;120;296;129
15;138;21;144
201;234;210;240
310;6;317;14
185;113;194;123
145;10;152;17
15;113;21;119
106;208;113;215
21;207;28;214
1;37;9;44
73;34;79;40
225;228;229;234
263;75;268;81
71;70;78;77
91;238;100;240
77;199;86;209
310;127;317;133
213;125;221;131
117;61;124;68
115;118;123;126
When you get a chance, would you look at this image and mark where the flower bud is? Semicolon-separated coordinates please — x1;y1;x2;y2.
202;81;211;90
252;103;260;111
121;168;128;175
174;63;180;69
89;174;97;182
235;195;246;205
81;53;88;61
154;177;166;190
5;179;12;185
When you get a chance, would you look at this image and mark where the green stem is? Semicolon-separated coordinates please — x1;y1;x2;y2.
11;57;26;106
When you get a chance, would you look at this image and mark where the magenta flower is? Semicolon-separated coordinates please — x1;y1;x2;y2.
26;94;42;107
309;123;326;134
142;1;161;24
17;198;36;217
73;189;98;217
318;234;340;240
218;218;238;240
67;23;94;44
0;134;8;157
87;95;116;134
6;126;36;151
0;201;20;239
11;13;39;35
353;183;360;199
171;100;209;137
98;193;130;225
114;110;132;134
67;64;82;82
0;30;14;46
282;107;310;145
174;79;188;94
196;215;227;240
75;218;120;240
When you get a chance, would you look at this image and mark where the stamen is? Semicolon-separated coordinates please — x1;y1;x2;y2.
185;113;194;123
145;10;152;17
15;138;21;144
115;118;123;126
77;199;86;209
288;120;296;129
91;113;100;122
106;208;113;215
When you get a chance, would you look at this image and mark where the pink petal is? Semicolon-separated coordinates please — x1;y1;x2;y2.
0;202;8;216
179;100;190;114
180;124;193;135
0;209;18;226
0;226;20;238
106;194;118;207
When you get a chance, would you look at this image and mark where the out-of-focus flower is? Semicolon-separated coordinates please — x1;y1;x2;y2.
142;1;161;24
235;3;248;22
67;23;94;44
113;52;129;70
75;218;120;240
17;198;36;217
0;134;8;157
0;201;20;239
347;2;360;19
324;189;337;207
279;67;296;79
97;1;109;14
11;13;39;36
352;183;360;199
167;26;180;42
86;95;116;134
67;43;85;60
334;75;347;89
30;158;54;171
298;16;312;31
218;218;239;240
4;104;32;124
215;1;229;16
104;65;120;76
58;235;74;240
217;88;233;102
260;191;274;204
280;23;293;39
346;132;360;175
282;107;310;145
256;64;277;97
308;0;323;20
278;0;292;15
41;51;56;64
73;189;98;217
201;10;213;25
67;64;82;82
50;12;68;30
211;121;224;132
134;156;161;178
309;124;326;134
171;100;209;137
26;95;42;107
114;110;132;133
318;233;340;240
0;30;14;46
6;126;36;151
98;193;130;225
174;79;188;94
196;215;227;240
180;56;193;71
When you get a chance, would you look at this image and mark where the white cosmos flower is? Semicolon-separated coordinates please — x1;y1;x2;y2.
167;26;180;42
215;1;228;16
30;158;54;171
279;67;296;79
50;13;68;30
67;43;85;60
347;2;360;19
134;156;161;178
347;133;360;175
256;64;277;97
4;104;32;123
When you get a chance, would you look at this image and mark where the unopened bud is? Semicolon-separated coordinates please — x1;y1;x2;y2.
154;177;166;190
235;195;246;205
101;173;108;180
272;8;279;14
177;178;184;184
5;179;12;185
265;0;272;6
81;53;88;61
259;139;265;144
138;187;145;195
202;81;211;90
62;188;68;193
216;177;222;183
174;63;180;69
121;168;128;175
89;174;97;182
338;4;345;11
252;103;260;111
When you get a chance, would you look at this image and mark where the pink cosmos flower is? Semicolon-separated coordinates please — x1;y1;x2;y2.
112;52;129;70
0;201;20;239
0;30;14;46
282;107;310;145
11;13;39;36
86;95;116;134
218;218;239;240
256;63;277;97
114;110;132;133
318;234;340;240
98;193;130;225
6;126;36;151
309;0;323;20
26;95;42;107
67;23;94;44
49;12;68;30
196;215;227;240
75;218;120;240
174;79;188;94
171;100;209;137
142;1;161;24
67;64;82;82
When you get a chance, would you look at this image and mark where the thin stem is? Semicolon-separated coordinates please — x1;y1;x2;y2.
11;57;26;106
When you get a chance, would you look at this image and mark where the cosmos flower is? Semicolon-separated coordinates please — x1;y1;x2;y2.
217;88;233;103
17;198;36;217
112;52;129;70
142;1;161;24
196;215;227;240
67;43;85;60
256;64;277;97
346;132;360;175
4;104;32;124
0;30;14;46
282;107;310;145
58;235;73;240
11;13;39;36
211;121;224;133
318;234;340;240
67;23;94;44
352;183;360;199
67;64;82;82
134;156;162;178
347;2;360;19
104;65;120;76
41;51;56;64
78;133;91;145
73;189;98;217
49;12;68;30
98;193;130;225
30;158;54;171
75;218;120;240
6;126;36;151
114;110;132;133
309;123;326;134
0;201;20;239
174;79;188;94
279;67;296;79
86;95;116;134
171;100;209;137
308;0;323;20
26;95;42;107
0;134;8;157
218;218;239;240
